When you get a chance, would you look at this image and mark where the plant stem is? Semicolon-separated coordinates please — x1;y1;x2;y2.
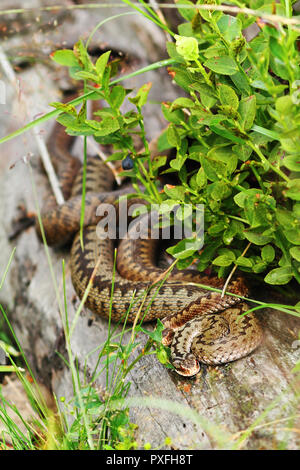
250;164;265;192
247;140;290;183
195;58;214;87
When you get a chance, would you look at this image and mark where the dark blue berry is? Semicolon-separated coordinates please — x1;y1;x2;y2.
122;154;134;170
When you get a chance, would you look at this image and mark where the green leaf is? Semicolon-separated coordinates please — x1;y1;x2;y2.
74;71;99;82
176;204;192;221
285;179;300;201
195;167;207;189
93;107;117;119
170;97;195;110
50;102;77;116
163;184;185;201
270;56;289;81
247;200;270;229
158;200;179;214
166;41;186;63
217;15;242;42
269;37;286;63
212;251;236;266
73;39;92;70
282;154;300;172
223;220;244;245
95;50;111;80
110;85;126;110
244;231;273;245
238;95;256;130
285;226;300;245
56;114;94;135
218;84;239;111
169;66;194;92
162;103;185;124
156;347;169;365
167;237;203;260
157;129;172;151
190;83;218;108
276;207;295;226
280;135;300;155
105;151;125;162
275;95;294;114
230;71;251;95
176;0;197;21
264;266;293;285
170;155;187;171
251;125;281;141
253;262;267;273
136;319;165;343
68;65;82;80
129;82;152;108
261;245;275;263
51;49;79;67
235;256;253;268
234;189;262;208
290;246;300;262
293;203;300;219
166;125;181;149
209;181;232;201
85;116;120;136
208;221;227;236
210;124;245;144
200;155;226;182
203;44;227;60
152;155;167;173
233;143;252;162
204;56;238;75
175;35;199;61
198;241;220;264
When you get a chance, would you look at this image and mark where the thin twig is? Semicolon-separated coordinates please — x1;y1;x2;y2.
0;46;64;205
148;0;172;41
0;3;299;30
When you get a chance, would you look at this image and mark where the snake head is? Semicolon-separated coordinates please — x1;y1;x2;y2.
172;353;200;377
161;327;174;347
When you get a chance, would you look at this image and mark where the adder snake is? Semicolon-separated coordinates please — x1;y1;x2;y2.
37;118;263;377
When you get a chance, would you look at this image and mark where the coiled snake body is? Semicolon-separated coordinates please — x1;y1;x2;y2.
37;121;263;377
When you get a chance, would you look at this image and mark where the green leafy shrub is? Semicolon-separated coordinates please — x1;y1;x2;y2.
51;1;300;286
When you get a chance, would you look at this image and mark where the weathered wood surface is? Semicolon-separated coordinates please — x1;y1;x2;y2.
0;0;299;450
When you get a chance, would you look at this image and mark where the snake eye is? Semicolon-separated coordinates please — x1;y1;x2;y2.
122;154;134;170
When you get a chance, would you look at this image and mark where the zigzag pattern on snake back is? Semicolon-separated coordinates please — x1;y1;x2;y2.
37;117;263;377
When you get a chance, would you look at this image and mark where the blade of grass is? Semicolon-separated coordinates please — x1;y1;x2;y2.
68;249;103;339
61;259;95;449
231;386;300;449
85;11;138;50
27;158;97;447
79;136;87;249
121;0;174;36
0;247;16;290
109;395;233;449
190;281;300;318
0;58;177;146
0;366;17;372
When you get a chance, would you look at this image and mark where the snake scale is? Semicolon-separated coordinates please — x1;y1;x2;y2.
37;118;263;377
